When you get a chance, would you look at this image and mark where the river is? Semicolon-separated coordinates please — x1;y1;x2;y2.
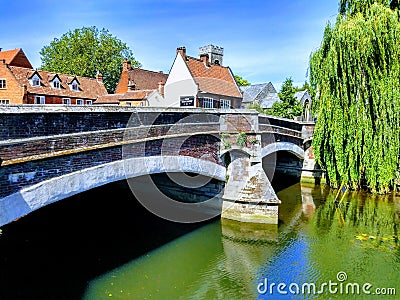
0;178;399;299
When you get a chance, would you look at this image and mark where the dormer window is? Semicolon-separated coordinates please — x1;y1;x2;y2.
30;74;41;87
68;77;80;92
52;77;61;89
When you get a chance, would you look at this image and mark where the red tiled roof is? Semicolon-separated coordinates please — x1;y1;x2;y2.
185;56;242;98
115;68;168;94
0;49;33;69
96;90;155;104
9;66;107;100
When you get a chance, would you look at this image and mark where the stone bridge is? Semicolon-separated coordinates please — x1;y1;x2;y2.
0;105;316;225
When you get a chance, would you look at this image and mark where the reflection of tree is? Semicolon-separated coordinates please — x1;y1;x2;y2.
312;190;399;246
309;190;400;290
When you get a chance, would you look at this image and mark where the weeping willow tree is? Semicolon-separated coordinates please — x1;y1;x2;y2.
310;1;400;193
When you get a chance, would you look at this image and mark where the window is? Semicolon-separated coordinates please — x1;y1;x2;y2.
199;97;214;108
52;79;61;89
0;79;6;89
34;96;45;104
76;99;84;105
86;100;92;105
32;78;40;86
220;99;231;109
62;98;71;105
0;99;10;104
30;74;41;87
126;102;131;106
69;78;80;91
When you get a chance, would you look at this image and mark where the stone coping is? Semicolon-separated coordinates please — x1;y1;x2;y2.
0;104;259;115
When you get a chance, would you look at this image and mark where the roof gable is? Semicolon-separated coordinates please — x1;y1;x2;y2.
241;84;266;103
115;67;168;94
185;56;242;98
242;82;280;108
0;49;33;69
48;74;62;82
294;90;311;105
67;76;80;85
28;70;42;80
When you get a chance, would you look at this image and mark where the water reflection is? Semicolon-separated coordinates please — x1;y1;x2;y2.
300;184;316;218
311;189;399;252
258;186;400;299
84;184;400;300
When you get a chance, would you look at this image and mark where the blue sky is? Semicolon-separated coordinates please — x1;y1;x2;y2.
1;0;338;89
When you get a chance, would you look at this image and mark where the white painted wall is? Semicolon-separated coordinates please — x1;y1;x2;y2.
164;53;198;107
147;90;165;107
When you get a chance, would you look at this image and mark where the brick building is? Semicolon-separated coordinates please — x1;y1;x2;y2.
96;60;168;106
0;48;107;105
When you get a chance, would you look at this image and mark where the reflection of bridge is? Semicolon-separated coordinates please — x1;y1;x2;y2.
0;105;316;225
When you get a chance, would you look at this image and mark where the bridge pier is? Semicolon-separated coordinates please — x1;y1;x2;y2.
300;147;325;185
221;157;281;224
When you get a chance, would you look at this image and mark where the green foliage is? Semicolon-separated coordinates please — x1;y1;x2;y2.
221;133;231;149
250;138;259;145
234;74;251;86
221;133;231;139
247;103;267;114
236;132;247;147
339;0;399;15
223;140;231;149
270;78;303;119
40;26;141;93
310;3;400;193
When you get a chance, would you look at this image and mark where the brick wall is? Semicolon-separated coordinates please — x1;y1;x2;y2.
26;95;96;105
0;62;25;104
0;109;226;198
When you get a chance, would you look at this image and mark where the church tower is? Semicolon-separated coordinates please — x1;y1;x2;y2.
199;45;224;66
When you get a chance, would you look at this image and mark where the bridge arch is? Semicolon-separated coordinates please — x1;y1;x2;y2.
261;142;305;159
0;156;226;226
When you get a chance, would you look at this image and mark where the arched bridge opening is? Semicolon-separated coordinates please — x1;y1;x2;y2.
260;142;305;191
0;175;218;300
0;156;226;227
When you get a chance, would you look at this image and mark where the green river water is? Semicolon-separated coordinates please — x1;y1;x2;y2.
82;183;400;300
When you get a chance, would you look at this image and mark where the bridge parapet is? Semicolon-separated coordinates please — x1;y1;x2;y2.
0;106;261;200
0;106;316;226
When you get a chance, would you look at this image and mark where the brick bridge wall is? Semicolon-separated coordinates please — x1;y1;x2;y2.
0;106;313;200
0;106;261;199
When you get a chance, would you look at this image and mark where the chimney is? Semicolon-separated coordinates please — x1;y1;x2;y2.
96;71;103;83
158;81;165;96
200;53;209;66
123;59;132;71
177;46;187;60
